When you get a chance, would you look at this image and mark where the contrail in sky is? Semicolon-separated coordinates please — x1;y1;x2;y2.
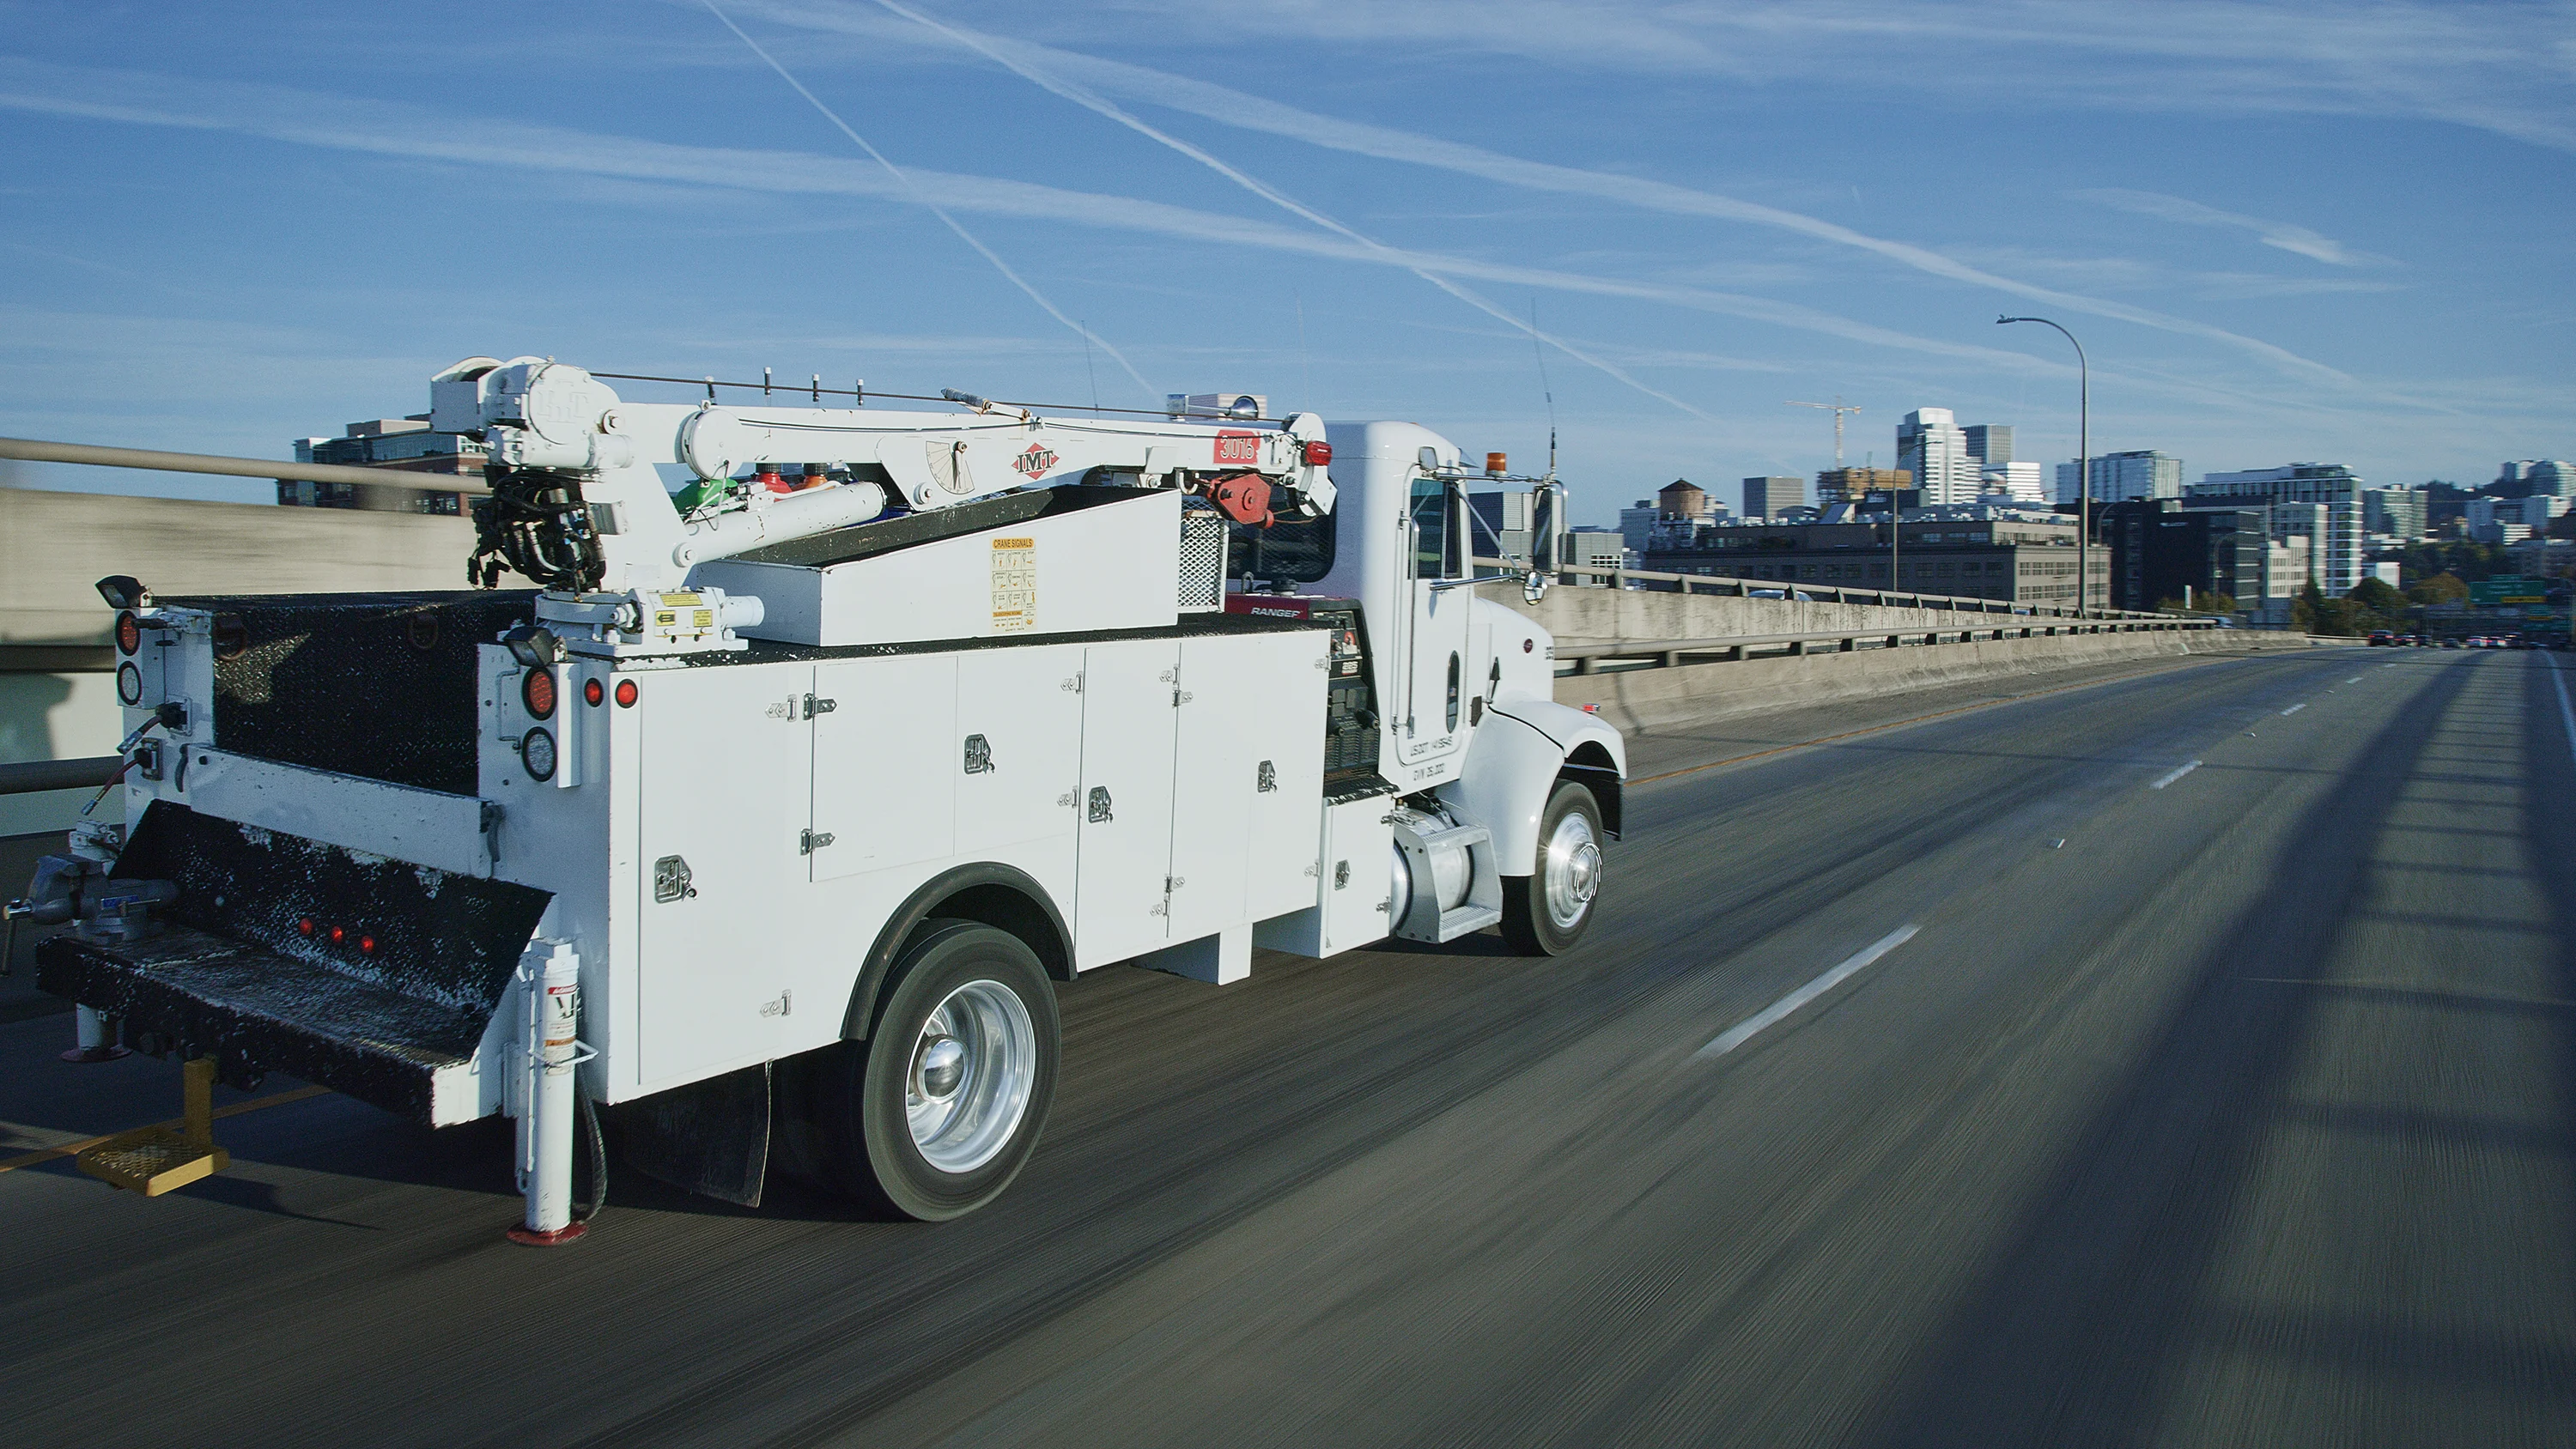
866;0;1721;422
701;0;1157;403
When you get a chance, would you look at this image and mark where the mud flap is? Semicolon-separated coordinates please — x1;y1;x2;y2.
610;1061;771;1207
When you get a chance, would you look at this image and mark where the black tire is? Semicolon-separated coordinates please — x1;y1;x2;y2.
811;919;1059;1221
1499;780;1605;956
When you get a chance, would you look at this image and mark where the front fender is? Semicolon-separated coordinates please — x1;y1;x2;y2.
1440;699;1625;875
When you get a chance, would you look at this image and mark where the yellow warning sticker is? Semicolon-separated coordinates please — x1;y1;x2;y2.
991;537;1036;632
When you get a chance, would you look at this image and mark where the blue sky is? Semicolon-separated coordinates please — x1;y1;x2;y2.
0;0;2569;523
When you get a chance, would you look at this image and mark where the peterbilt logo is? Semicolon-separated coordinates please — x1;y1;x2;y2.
1012;443;1059;477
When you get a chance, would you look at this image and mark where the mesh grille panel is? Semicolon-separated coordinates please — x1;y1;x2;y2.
1179;508;1226;610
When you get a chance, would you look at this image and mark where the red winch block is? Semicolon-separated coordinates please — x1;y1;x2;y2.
1206;471;1272;525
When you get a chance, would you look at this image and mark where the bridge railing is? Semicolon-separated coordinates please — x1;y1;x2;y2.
1473;556;2181;621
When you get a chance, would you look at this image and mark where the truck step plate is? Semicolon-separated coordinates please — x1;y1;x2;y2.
35;802;550;1125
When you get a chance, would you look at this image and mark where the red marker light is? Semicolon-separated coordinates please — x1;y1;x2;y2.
1302;440;1332;468
522;669;557;719
328;925;346;945
358;935;377;955
584;678;605;706
614;679;638;708
297;918;315;937
115;610;142;656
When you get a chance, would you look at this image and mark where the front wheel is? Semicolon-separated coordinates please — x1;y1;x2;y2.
811;919;1059;1220
1499;780;1604;955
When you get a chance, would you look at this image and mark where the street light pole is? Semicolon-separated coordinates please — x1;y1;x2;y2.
1997;316;2089;618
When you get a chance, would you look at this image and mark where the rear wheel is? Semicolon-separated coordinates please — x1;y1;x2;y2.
1499;780;1604;955
812;919;1059;1220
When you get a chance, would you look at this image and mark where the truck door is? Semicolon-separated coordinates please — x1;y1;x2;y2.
637;663;814;1083
1073;639;1181;968
1398;478;1474;786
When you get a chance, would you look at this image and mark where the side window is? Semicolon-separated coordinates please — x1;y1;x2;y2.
1445;652;1462;731
1411;480;1456;579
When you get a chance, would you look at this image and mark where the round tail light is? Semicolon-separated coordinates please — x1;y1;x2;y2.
522;668;557;719
614;679;638;708
297;918;315;937
114;610;142;656
358;935;377;955
327;925;346;945
522;727;558;780
583;678;605;706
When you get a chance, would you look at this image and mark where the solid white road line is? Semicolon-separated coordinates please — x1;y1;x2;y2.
2347;676;2363;682
2281;702;2307;716
2149;760;2202;790
1694;925;1920;1061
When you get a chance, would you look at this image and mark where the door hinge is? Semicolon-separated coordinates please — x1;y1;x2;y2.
803;694;837;719
1062;673;1083;693
1163;875;1187;893
1172;688;1193;706
799;828;835;854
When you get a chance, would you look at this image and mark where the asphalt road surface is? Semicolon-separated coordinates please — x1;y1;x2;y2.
5;644;2571;1448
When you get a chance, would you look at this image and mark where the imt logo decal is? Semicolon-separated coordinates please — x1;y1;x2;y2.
1012;443;1059;478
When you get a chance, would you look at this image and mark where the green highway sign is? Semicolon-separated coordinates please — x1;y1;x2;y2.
2470;577;2549;606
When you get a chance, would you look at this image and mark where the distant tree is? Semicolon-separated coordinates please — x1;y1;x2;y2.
2349;577;2406;614
2408;572;2470;606
2190;589;2239;615
2293;579;2328;633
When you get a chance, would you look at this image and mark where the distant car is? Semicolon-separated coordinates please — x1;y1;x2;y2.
2367;630;2394;646
2441;638;2463;648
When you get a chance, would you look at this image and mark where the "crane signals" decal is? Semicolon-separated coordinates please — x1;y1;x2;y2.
1012;443;1058;478
990;537;1036;632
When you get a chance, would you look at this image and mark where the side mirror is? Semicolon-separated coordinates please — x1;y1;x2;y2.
1522;569;1551;606
1418;446;1442;474
1530;484;1560;575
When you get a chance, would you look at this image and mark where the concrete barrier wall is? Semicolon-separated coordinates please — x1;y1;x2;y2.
1553;627;2319;736
0;487;484;647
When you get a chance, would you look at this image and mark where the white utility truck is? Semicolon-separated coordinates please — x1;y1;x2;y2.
26;358;1623;1239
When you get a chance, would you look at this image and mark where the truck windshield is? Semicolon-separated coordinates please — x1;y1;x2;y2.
1228;509;1337;584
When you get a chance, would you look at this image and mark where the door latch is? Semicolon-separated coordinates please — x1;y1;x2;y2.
1087;786;1113;823
653;855;696;902
1256;760;1277;792
963;733;994;774
799;829;835;854
803;694;837;719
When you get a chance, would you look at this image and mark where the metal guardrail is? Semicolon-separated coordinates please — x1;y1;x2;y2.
1548;618;2210;675
1479;556;2172;621
0;435;489;495
0;756;119;797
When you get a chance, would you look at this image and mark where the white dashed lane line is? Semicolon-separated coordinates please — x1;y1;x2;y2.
2150;760;2202;790
2281;702;2307;716
1694;925;1920;1061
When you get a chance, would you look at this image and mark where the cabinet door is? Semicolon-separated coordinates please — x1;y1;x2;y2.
1164;636;1261;943
637;664;812;1082
811;654;956;882
1242;628;1329;922
956;645;1084;857
1073;640;1180;968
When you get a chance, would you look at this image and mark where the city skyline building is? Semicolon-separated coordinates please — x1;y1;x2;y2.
2184;464;2366;592
1963;424;2013;468
2056;450;2184;506
1897;407;1982;506
1741;475;1806;518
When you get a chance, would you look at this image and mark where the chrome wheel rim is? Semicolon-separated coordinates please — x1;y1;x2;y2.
1541;810;1601;931
905;979;1036;1174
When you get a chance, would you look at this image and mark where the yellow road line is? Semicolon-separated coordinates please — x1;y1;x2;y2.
0;1083;332;1174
